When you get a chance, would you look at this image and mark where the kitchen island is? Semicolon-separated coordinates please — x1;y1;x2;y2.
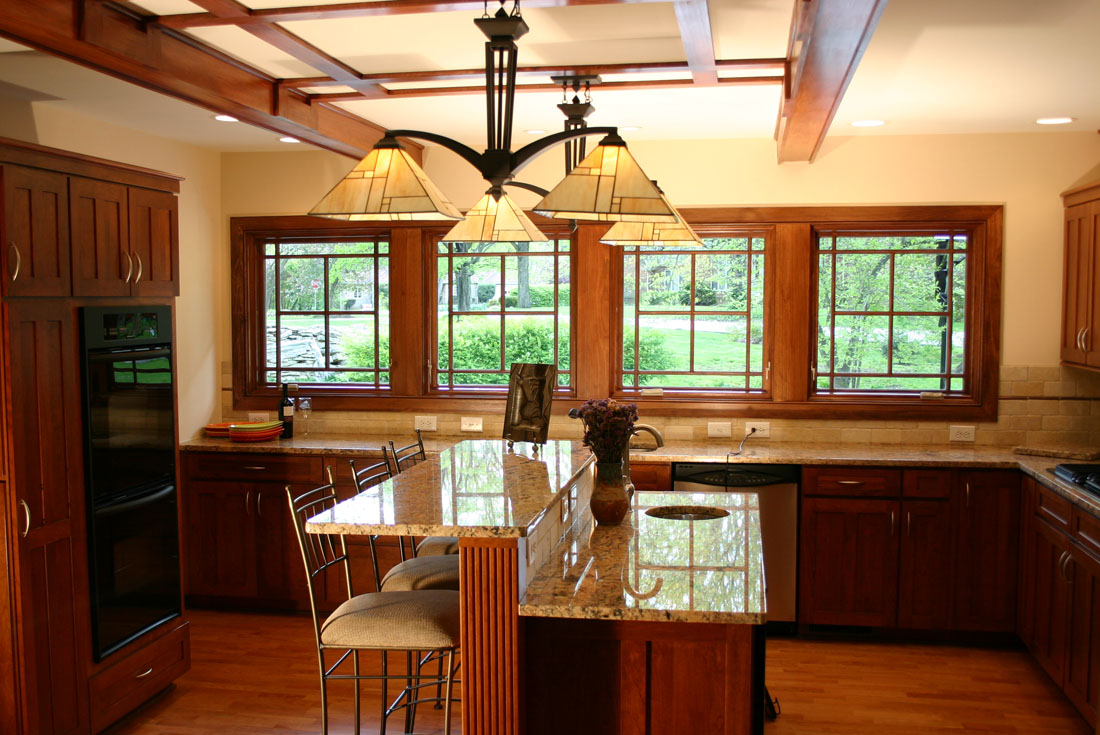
304;439;767;735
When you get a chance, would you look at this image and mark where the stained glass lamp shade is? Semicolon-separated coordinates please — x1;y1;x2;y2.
442;191;548;243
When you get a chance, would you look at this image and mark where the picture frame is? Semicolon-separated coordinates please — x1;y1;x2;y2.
502;362;557;446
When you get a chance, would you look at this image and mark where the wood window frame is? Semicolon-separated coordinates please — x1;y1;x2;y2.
232;204;1002;420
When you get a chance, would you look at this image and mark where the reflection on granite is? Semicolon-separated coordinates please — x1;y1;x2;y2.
520;490;765;624
180;434;457;455
305;440;592;538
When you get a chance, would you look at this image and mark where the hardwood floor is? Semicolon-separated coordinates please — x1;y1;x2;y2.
107;611;1091;735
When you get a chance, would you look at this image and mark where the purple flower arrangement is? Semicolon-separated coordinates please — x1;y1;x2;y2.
575;398;639;464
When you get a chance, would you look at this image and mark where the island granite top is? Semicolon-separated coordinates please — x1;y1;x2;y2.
519;490;766;625
305;439;592;538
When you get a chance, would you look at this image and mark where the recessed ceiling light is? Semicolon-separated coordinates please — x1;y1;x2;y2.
620;126;642;132
214;114;238;123
851;119;886;128
279;136;300;143
1036;117;1075;125
524;128;547;135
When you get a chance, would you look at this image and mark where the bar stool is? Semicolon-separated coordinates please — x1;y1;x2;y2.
388;431;460;559
286;482;460;735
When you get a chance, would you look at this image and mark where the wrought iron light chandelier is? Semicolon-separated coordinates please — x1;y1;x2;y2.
309;0;681;242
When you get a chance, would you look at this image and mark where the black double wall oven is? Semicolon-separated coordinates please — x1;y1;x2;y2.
81;306;181;661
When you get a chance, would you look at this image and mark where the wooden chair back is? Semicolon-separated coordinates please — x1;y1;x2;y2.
389;429;427;474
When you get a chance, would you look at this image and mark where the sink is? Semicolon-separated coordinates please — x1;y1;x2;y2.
645;505;730;521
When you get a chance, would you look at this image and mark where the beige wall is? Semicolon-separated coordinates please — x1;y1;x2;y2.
15;105;223;439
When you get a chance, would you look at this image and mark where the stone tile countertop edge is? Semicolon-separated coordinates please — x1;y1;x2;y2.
180;436;1100;518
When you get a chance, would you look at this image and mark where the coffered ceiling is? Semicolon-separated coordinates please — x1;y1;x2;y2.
0;0;1097;160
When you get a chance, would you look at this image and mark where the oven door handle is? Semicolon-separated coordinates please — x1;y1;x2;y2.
88;347;172;363
95;485;176;517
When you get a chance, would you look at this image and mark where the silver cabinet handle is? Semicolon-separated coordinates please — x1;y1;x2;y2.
257;492;263;517
1084;327;1090;352
242;466;267;471
245;490;252;516
9;243;20;281
1060;551;1074;583
890;511;895;536
134;253;143;284
965;482;970;507
124;252;133;283
907;511;912;537
135;667;153;679
19;499;31;537
837;480;864;486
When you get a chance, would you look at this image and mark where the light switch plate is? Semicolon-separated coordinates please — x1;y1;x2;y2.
415;415;438;431
248;412;270;422
707;421;732;438
949;425;975;442
744;421;771;437
461;416;483;432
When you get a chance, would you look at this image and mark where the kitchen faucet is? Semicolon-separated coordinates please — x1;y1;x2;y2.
624;424;664;486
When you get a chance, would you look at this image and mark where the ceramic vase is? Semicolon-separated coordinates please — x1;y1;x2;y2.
590;460;631;526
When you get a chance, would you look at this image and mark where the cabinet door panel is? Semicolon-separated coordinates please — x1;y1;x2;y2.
2;166;70;297
1064;545;1100;727
1030;519;1071;684
955;471;1019;632
71;177;129;297
255;485;307;604
898;500;954;629
800;497;899;627
184;482;255;598
1088;201;1100;366
1063;202;1092;364
128;188;178;298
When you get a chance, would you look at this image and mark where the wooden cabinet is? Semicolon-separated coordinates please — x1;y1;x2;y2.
954;470;1019;632
127;187;179;298
1;165;70;297
800;495;900;627
1063;537;1100;725
1061;181;1100;368
628;461;671;492
898;499;955;630
181;452;324;609
4;300;90;735
70;177;130;297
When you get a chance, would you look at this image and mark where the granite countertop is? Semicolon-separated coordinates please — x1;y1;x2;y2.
179;434;458;456
305;439;592;538
519;490;765;625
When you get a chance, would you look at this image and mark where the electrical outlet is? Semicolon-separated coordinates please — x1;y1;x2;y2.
744;421;771;438
414;415;437;432
949;425;976;442
460;416;484;432
707;421;732;438
248;411;270;422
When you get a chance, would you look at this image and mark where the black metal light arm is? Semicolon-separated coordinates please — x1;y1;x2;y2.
504;180;549;197
384;129;483;171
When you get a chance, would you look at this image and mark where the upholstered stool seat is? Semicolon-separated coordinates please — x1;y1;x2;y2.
321;590;460;650
380;554;460;592
415;536;460;557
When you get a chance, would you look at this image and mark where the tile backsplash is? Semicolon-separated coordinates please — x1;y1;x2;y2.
219;364;1100;448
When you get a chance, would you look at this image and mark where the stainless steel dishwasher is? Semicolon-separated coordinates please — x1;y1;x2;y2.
672;463;799;625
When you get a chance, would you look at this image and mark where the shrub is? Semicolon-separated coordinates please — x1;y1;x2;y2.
339;332;391;382
449;317;564;385
476;283;497;303
622;328;674;385
504;285;568;308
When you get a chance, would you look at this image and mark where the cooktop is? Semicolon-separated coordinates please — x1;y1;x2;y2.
1053;463;1100;497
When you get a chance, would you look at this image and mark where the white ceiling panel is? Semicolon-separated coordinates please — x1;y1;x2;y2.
184;25;324;78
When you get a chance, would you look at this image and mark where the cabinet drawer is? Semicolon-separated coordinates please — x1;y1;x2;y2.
803;467;901;497
1036;485;1073;530
1072;507;1100;558
89;621;190;733
902;469;953;499
630;462;671;492
184;452;323;484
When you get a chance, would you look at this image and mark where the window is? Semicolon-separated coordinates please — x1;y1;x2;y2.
262;237;390;387
619;233;767;392
434;238;572;390
814;229;968;395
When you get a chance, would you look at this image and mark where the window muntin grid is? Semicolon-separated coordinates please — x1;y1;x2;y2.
263;238;390;388
434;239;572;390
813;229;969;395
620;233;767;392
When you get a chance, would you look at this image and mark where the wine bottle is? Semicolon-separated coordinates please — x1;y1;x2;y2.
280;382;295;438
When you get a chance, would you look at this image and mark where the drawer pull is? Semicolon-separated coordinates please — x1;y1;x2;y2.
135;667;153;679
242;466;267;471
19;499;31;537
837;480;864;486
10;242;21;281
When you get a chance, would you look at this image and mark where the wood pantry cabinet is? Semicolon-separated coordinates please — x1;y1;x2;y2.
1018;477;1100;727
1061;181;1100;368
0;137;185;735
799;467;1018;632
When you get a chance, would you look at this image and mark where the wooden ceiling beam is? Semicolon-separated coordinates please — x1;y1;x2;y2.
156;0;669;29
774;0;887;163
0;0;399;159
188;0;386;99
673;0;717;85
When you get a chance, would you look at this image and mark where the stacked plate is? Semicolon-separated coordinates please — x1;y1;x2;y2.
203;422;235;438
228;420;285;442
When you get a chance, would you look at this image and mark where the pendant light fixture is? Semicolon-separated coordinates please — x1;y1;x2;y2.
308;0;675;238
442;188;548;243
599;182;703;247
